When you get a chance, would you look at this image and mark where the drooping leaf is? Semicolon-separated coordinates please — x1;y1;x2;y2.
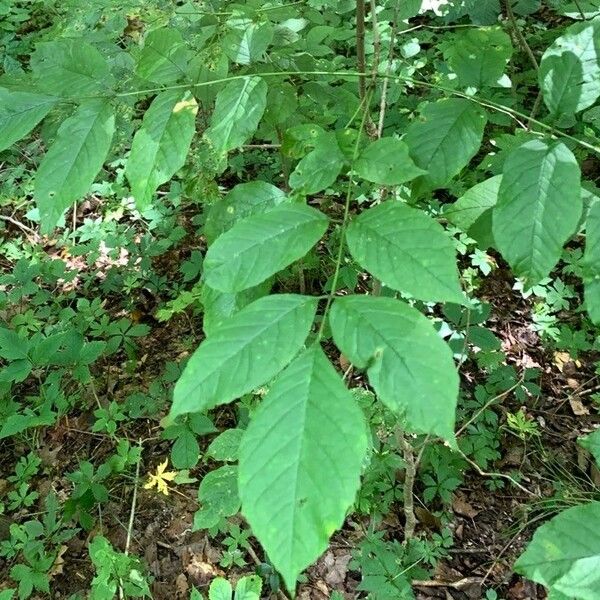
515;502;600;599
35;99;115;233
136;27;189;84
239;345;367;592
579;428;600;467
205;76;267;152
583;200;600;323
444;27;512;88
539;19;600;118
557;1;600;19
330;295;458;443
345;202;465;303
224;18;273;64
171;294;317;417
0;88;57;151
289;132;346;194
204;204;328;293
204;181;287;244
353;138;425;185
404;98;487;192
493;139;582;285
125;90;198;209
30;39;114;97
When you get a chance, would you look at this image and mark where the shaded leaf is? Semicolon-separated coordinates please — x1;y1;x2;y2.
0;88;57;151
35;99;115;233
404;98;487;192
354;138;425;185
493;139;582;285
136;27;189;84
583;200;600;323
205;76;267;152
125;90;198;209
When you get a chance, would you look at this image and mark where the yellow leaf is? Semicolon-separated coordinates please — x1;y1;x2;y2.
144;458;178;496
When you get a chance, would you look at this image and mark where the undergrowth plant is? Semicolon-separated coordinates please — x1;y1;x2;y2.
2;0;600;597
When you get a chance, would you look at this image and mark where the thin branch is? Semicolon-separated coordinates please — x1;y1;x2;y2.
376;8;398;137
503;0;539;71
452;445;538;497
396;429;417;540
356;0;367;100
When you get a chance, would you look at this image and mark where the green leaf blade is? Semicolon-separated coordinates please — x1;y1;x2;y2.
136;27;189;84
0;88;57;152
206;76;267;152
539;19;600;118
330;295;458;443
289;133;345;194
583;201;600;323
125;90;198;209
239;345;367;592
354;138;425;186
515;502;600;599
404;98;487;193
31;39;114;97
35;99;115;233
493;139;582;285
171;294;317;418
345;202;465;304
204;204;328;293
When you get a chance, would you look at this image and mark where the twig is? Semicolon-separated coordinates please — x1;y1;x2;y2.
396;429;417;540
376;8;398;137
503;0;539;71
369;0;380;89
124;441;143;556
356;0;367;100
452;445;538;498
0;214;40;241
412;577;483;589
572;0;587;19
455;378;524;437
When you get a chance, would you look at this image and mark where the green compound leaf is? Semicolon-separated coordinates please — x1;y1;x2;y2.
239;345;367;592
444;27;513;88
583;201;600;324
345;202;465;304
35;99;115;233
125;90;198;210
493;139;582;286
205;76;267;152
204;181;287;245
539;18;600;119
204;204;328;293
330;295;458;443
0;88;57;152
289;132;346;194
404;98;487;193
515;501;600;599
353;137;425;186
30;39;114;97
136;27;189;84
171;294;317;418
